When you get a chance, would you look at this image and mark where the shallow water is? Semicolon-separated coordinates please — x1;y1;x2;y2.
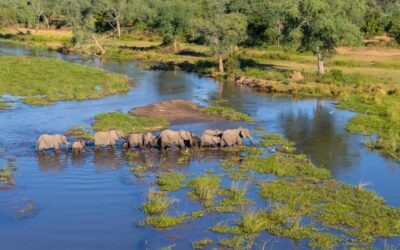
0;42;399;249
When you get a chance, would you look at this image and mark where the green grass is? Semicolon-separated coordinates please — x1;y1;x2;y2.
92;112;168;133
258;178;400;245
340;95;400;160
192;239;213;249
142;215;187;229
0;100;10;110
0;55;129;105
65;126;93;140
259;134;295;153
156;172;186;191
203;105;255;122
187;175;221;208
143;191;171;215
0;162;16;188
242;153;331;179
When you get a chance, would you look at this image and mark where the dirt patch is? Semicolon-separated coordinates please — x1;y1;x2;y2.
129;100;225;124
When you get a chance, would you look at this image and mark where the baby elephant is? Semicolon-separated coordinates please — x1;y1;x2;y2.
72;140;85;154
36;134;68;153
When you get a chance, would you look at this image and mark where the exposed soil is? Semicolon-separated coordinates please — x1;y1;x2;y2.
129;99;225;124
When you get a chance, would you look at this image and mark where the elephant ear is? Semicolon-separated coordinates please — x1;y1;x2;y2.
179;131;190;140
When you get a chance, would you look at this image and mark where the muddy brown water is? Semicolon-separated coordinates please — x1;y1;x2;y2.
0;42;399;249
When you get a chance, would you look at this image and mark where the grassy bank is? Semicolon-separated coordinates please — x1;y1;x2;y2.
0;55;129;105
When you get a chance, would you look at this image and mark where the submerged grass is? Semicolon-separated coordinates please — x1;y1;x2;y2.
192;239;213;249
142;214;187;229
203;105;255;122
143;191;170;215
0;162;16;188
0;100;10;110
187;175;221;208
156;172;186;191
92;112;168;133
0;55;129;105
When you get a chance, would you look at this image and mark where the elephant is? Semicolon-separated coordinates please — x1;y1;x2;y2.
200;134;221;148
192;135;201;148
221;127;254;147
71;140;85;154
127;133;144;149
93;130;125;150
158;129;196;150
143;132;157;149
36;134;68;153
202;129;223;137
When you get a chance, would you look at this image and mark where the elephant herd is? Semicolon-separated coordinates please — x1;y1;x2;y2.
36;127;254;154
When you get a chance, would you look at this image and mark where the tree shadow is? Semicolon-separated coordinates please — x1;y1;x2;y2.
176;49;208;57
238;57;289;73
119;44;161;51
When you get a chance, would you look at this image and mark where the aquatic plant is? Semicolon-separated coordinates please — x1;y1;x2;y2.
157;172;186;191
142;215;187;229
92;112;168;133
187;175;221;208
0;100;10;110
0;55;129;105
259;134;295;153
219;182;252;206
222;146;264;155
203;105;255;122
143;191;171;215
0;162;16;188
192;239;213;249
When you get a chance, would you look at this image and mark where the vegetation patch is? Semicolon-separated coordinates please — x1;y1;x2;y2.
0;55;129;105
203;105;255;122
142;215;187;229
340;95;400;160
259;134;295;153
157;172;186;191
0;161;16;189
192;239;213;249
92;112;168;133
222;146;263;155
0;100;10;110
241;153;331;179
65;126;93;140
143;191;171;215
187;175;221;208
258;178;400;245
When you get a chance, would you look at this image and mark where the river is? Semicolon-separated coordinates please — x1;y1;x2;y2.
0;42;399;249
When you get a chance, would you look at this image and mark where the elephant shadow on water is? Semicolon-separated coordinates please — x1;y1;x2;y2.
93;148;121;170
37;153;68;173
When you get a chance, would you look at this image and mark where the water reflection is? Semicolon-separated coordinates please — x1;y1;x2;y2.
93;149;121;170
280;99;355;173
37;153;68;172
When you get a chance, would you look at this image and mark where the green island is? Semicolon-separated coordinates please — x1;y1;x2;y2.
0;55;129;105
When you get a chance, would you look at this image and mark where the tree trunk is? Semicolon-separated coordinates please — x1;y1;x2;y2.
173;36;178;53
92;35;105;55
218;54;224;73
116;19;121;37
316;47;325;75
43;15;50;29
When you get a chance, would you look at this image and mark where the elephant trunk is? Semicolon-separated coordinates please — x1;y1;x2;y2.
248;136;254;146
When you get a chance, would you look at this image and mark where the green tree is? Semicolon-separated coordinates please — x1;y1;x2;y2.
94;0;133;37
198;12;247;73
150;0;193;53
278;0;365;74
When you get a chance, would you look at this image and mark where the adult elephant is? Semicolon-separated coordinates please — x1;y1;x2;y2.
159;129;196;150
200;134;221;148
221;127;254;147
36;134;68;153
202;129;223;137
143;132;157;149
126;132;157;150
93;130;125;150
